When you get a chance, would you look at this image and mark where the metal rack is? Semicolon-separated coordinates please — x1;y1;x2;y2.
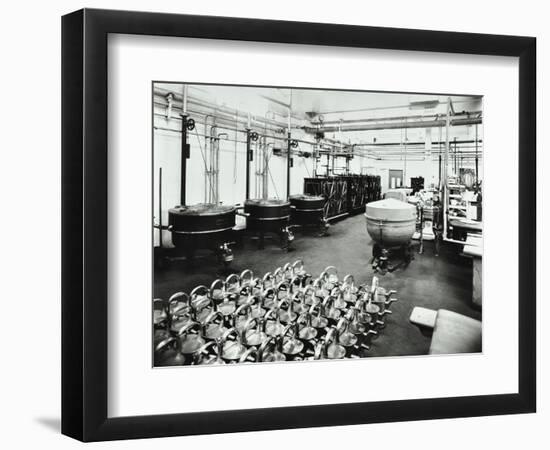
303;175;381;220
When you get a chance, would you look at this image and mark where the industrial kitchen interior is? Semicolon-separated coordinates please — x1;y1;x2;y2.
153;83;483;366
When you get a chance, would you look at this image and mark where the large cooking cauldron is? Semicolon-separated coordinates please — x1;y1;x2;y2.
169;203;236;265
289;194;328;235
365;198;416;247
365;198;417;273
244;199;293;250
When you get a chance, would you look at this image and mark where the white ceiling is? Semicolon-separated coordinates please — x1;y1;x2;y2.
156;83;481;122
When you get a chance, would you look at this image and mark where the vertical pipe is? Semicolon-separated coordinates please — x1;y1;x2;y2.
158;167;163;248
454;137;457;175
287;94;292;198
438;154;442;187
215;137;220;203
438;125;442;189
210;121;217;203
204;115;211;203
180;114;188;206
403;122;408;186
245;130;251;200
183;84;188;114
181;83;189;205
287;132;292;199
443;98;451;239
475;124;479;183
263;142;269;199
263;113;270;199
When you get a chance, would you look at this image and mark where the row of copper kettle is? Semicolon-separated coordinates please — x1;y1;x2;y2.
153;260;398;365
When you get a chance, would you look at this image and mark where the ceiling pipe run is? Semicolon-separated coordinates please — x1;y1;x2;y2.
310;110;482;126
354;139;482;147
302;116;482;133
154;88;289;129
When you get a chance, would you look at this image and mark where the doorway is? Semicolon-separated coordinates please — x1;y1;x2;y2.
389;169;404;189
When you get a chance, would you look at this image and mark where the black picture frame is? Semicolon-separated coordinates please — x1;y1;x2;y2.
62;8;536;442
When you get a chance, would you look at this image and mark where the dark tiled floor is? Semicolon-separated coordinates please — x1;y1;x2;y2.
154;214;481;357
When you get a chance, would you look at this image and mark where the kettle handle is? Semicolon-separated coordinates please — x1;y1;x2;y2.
258;336;275;362
239;347;259;363
239;269;254;286
176;320;201;337
208;279;225;300
154;336;176;353
225;273;241;290
189;284;209;299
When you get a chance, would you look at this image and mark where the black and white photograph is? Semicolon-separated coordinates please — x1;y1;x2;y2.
152;83;484;366
1;0;544;446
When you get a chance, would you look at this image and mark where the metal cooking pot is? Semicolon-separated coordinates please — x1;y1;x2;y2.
202;310;227;340
220;328;247;362
244;198;291;233
243;318;267;347
177;321;206;355
169;203;236;233
314;329;346;360
168;204;236;264
289;194;327;230
193;339;226;365
264;307;285;337
281;323;304;357
297;311;318;341
258;336;286;362
365;198;416;248
154;336;186;366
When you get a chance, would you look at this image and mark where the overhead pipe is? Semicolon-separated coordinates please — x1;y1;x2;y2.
302;116;481;133
153;102;284;135
154;88;288;129
310;110;482;126
372;151;482;158
155;123;352;150
362;145;483;152
353;138;483;147
316;97;481;116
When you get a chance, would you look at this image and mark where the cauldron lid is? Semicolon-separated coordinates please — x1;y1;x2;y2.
365;198;416;222
245;198;290;207
169;203;236;216
366;198;416;211
289;194;325;201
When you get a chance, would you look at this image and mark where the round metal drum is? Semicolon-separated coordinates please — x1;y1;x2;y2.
169;203;236;249
244;198;290;233
365;198;417;247
289;194;325;225
289;194;325;211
